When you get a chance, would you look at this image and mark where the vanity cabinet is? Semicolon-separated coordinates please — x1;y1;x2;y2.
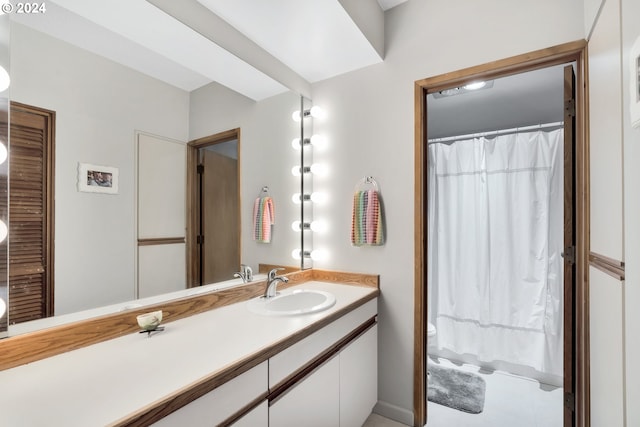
230;401;268;427
340;325;378;427
151;362;268;427
270;356;341;427
269;299;378;427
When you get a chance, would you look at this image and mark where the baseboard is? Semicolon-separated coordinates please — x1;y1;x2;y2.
373;400;414;425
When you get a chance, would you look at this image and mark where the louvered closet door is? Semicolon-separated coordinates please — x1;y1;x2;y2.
9;103;55;323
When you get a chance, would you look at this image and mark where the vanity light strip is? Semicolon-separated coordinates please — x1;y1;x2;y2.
589;252;625;281
138;237;186;246
267;315;377;406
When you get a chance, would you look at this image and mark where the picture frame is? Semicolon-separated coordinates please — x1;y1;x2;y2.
78;163;119;194
630;35;640;129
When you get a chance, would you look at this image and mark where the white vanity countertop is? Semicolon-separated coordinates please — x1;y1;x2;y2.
0;281;377;427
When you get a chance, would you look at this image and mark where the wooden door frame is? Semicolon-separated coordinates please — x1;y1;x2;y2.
186;128;241;288
413;40;590;427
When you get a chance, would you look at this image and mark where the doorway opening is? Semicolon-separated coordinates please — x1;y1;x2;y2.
186;129;241;288
413;40;590;427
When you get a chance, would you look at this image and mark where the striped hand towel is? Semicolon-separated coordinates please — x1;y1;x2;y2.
253;196;275;243
351;190;383;246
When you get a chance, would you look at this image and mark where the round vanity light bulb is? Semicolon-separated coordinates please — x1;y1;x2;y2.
464;81;486;90
0;66;10;92
310;220;327;233
292;193;302;204
292;110;302;122
291;166;301;176
291;249;302;260
291;138;301;150
310;134;327;150
291;221;302;231
310;192;327;204
0;297;5;320
310;163;328;176
309;106;326;119
0;141;7;165
0;219;7;243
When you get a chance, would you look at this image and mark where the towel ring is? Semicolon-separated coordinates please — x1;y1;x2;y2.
354;176;380;192
259;186;270;197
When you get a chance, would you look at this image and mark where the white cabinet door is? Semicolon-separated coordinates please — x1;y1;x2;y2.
269;299;377;388
151;362;267;427
340;325;378;427
231;401;268;427
270;356;340;427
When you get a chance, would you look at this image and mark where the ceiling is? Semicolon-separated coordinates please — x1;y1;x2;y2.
11;0;560;130
427;65;568;139
11;0;398;100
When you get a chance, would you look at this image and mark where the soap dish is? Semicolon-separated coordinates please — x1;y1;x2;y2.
137;310;164;336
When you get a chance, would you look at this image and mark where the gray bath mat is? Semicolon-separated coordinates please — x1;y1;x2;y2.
427;364;486;414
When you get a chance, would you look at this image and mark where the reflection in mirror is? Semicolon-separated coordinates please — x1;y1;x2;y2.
186;132;241;286
6;12;302;336
301;96;314;270
0;14;8;338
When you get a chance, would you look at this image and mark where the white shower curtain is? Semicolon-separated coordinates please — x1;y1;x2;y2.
428;129;564;377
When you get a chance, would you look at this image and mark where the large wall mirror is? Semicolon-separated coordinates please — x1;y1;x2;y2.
4;7;307;337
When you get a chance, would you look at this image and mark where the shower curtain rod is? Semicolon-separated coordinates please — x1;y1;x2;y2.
427;121;564;144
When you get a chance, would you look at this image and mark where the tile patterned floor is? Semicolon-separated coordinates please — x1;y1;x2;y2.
363;358;563;427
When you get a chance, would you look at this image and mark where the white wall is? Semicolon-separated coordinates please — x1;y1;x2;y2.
310;0;584;422
584;0;605;39
586;0;626;424
622;0;640;425
189;83;301;272
11;24;190;315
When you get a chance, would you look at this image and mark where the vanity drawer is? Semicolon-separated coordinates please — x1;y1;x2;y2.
151;361;267;427
268;298;377;389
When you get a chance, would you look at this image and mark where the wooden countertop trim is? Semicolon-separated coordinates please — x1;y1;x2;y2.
589;252;625;281
0;269;378;373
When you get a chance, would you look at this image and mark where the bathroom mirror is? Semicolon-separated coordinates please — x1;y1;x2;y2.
5;10;303;335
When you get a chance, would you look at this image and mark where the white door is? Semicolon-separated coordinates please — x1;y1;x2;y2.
137;132;186;298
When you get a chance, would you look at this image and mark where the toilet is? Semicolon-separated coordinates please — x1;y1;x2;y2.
427;322;437;339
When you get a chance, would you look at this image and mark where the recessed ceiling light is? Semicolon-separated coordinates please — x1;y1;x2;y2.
431;80;494;99
464;81;486;90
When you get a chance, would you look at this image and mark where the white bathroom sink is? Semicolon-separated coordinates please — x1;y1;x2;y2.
247;289;336;316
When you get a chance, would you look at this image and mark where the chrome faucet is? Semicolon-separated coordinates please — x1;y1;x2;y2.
233;264;253;283
264;268;289;298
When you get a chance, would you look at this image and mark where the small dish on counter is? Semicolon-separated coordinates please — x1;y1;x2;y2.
137;310;163;331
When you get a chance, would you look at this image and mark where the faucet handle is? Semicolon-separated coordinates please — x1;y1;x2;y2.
242;264;253;281
268;267;285;280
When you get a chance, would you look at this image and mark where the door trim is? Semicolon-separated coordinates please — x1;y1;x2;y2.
186;128;241;288
413;39;590;427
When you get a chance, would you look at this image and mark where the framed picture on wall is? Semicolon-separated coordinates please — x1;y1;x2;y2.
78;163;119;194
631;35;640;129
